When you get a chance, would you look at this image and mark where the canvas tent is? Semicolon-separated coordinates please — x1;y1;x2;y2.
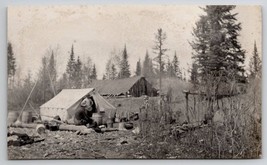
40;88;116;121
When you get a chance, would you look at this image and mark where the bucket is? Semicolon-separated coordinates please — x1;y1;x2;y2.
92;113;102;126
21;111;33;123
7;111;19;124
36;124;46;135
118;122;125;130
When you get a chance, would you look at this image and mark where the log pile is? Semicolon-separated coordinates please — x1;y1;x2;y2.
170;122;205;138
7;131;45;147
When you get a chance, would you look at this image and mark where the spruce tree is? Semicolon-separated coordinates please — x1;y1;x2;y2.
142;50;154;78
66;45;76;87
191;5;246;83
7;42;16;87
135;58;142;76
82;57;93;87
39;56;50;102
48;51;57;94
190;62;199;85
110;64;117;80
172;51;182;79
75;56;82;88
118;44;131;78
153;28;168;95
91;64;97;80
249;41;261;78
166;59;175;77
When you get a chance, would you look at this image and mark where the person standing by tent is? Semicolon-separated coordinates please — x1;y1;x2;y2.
74;95;95;126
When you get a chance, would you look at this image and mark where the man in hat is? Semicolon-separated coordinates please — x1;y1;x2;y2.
74;95;95;126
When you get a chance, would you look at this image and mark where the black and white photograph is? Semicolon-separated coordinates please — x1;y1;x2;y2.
7;5;262;159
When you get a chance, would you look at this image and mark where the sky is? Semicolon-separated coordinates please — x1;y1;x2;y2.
7;5;262;80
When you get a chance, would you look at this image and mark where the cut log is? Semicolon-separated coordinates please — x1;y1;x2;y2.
9;123;94;133
9;123;37;129
58;124;88;131
101;128;119;132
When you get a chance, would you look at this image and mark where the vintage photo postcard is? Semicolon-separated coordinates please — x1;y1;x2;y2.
7;5;262;159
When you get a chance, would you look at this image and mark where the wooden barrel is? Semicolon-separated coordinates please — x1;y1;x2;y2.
7;111;19;124
21;111;33;123
92;113;102;126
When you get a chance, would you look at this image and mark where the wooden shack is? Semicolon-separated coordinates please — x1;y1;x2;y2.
90;76;158;97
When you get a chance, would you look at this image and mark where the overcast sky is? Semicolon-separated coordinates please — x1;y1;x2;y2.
8;5;262;80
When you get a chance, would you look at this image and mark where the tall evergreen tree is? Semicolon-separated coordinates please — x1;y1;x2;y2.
110;64;117;80
118;44;131;78
74;56;82;88
48;51;57;94
66;44;76;87
105;59;112;80
142;50;154;78
172;51;182;79
153;28;168;95
82;57;93;87
135;58;142;76
166;59;175;77
191;5;246;84
190;62;199;85
249;41;261;78
7;42;16;87
39;56;51;102
91;64;97;80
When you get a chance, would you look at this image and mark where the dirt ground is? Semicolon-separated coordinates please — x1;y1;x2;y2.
7;127;143;159
8;123;259;159
7;125;214;160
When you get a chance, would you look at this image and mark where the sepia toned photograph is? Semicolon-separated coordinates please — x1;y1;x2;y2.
7;5;262;159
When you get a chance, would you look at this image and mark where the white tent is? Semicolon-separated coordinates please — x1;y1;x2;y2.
40;88;116;121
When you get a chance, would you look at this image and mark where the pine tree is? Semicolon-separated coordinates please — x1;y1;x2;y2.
142;50;154;78
118;44;131;78
249;41;261;78
82;57;93;87
190;62;199;85
7;42;16;87
90;64;97;80
166;59;175;77
191;5;246;84
105;49;121;80
66;45;76;87
153;28;168;95
39;56;50;102
105;59;112;80
172;51;182;79
110;64;117;80
135;58;142;76
48;51;57;94
74;56;82;88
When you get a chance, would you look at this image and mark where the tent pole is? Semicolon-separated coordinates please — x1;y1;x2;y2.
17;79;38;122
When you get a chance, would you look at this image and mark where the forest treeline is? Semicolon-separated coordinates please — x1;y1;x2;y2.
7;28;185;110
7;5;261;111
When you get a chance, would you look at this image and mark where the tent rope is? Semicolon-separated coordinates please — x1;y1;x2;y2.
17;79;38;122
